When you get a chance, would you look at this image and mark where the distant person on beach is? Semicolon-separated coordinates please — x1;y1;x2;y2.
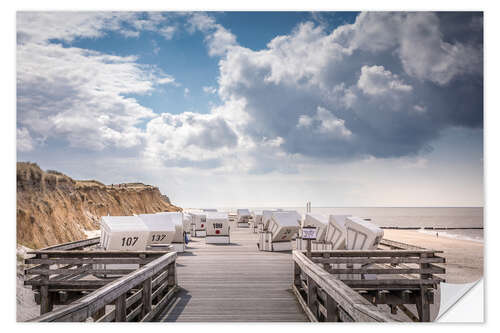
436;232;439;238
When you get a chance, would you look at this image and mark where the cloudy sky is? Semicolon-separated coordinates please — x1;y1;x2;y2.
16;11;484;207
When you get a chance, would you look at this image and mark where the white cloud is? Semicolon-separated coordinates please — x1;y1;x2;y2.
208;12;481;163
297;107;352;139
357;65;412;96
17;12;482;175
297;115;313;128
397;13;482;85
315;107;352;138
143;112;238;166
188;13;237;57
17;39;160;150
157;75;177;85
334;12;482;85
17;127;35;152
203;86;217;94
159;26;176;40
17;12;177;45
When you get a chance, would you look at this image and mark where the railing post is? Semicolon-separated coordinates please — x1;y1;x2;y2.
417;253;431;322
294;261;301;288
91;307;105;321
325;294;340;322
39;254;53;315
114;294;127;322
307;276;318;319
167;262;177;288
141;277;152;318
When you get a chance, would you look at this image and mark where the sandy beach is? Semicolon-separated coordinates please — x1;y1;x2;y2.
383;229;484;284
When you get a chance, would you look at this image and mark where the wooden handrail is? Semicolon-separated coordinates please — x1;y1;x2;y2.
293;250;396;322
29;251;177;322
304;249;443;257
27;250;169;257
36;237;101;251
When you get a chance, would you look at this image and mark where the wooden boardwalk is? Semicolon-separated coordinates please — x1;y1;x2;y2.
158;221;307;322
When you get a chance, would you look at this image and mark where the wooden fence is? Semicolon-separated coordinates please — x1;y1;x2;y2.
293;248;445;322
24;237;178;322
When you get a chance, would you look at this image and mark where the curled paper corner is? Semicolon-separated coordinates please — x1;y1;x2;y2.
436;278;484;322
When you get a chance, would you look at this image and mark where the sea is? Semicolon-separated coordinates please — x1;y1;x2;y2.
212;207;484;243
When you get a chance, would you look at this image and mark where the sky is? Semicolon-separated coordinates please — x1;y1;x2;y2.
16;11;484;207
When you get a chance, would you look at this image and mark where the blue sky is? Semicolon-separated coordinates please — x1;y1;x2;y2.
16;11;483;207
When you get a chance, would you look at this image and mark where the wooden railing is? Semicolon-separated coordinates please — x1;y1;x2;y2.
24;237;178;321
27;251;177;322
293;249;445;322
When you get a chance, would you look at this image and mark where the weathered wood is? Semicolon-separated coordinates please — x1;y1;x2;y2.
142;278;152;318
26;268;137;275
325;267;445;275
325;294;339;321
292;284;318;322
141;286;178;322
27;250;168;257
167;262;176;287
293;251;397;322
37;237;101;251
416;253;431;322
96;309;115;322
152;270;169;289
398;304;419;322
127;304;143;322
379;239;427;251
307;276;318;318
359;290;434;305
312;257;445;264
26;258;155;265
29;251;177;322
39;254;51;315
91;307;105;321
342;279;440;287
306;250;443;257
114;294;127;322
26;280;112;287
159;223;307;322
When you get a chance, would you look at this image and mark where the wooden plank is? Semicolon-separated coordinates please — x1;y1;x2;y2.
325;294;339;322
379;239;427;251
159;223;307;323
96;309;115;322
26;250;169;257
141;278;152;318
29;252;177;322
26;280;111;287
307;276;318;318
26;268;137;275
325;267;445;275
141;286;178;322
312;257;446;264
306;250;443;257
293;250;398;322
26;258;155;265
114;294;127;322
342;279;440;287
292;284;318;322
37;237;100;251
39;254;51;315
127;304;143;322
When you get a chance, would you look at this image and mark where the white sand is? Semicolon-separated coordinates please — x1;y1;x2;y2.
383;229;483;283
